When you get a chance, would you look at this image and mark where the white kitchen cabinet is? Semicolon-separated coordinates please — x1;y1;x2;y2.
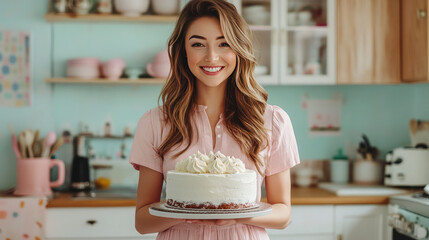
334;205;388;240
235;0;336;85
267;205;335;239
45;207;157;240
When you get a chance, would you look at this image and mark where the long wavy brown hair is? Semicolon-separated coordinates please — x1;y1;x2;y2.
158;0;269;174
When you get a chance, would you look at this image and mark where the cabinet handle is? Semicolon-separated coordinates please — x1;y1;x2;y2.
417;9;426;19
86;219;97;225
337;234;342;240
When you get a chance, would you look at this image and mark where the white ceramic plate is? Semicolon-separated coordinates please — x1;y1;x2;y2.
149;202;272;219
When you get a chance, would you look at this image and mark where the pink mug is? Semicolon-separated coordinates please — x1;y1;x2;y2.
146;62;171;78
14;158;65;197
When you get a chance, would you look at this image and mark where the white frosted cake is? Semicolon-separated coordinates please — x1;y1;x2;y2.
166;151;257;209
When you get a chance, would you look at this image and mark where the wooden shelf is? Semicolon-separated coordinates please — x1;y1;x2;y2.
44;13;178;23
46;77;165;85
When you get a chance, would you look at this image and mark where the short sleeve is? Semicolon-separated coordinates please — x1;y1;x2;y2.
129;109;163;173
266;106;300;176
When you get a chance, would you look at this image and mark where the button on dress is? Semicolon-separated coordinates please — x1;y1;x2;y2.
130;104;300;240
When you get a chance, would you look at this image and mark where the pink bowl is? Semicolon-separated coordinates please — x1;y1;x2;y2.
67;57;100;65
153;49;170;64
147;62;170;78
67;58;100;78
102;58;126;80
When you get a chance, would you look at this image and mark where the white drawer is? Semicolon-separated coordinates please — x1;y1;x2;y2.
45;207;142;238
267;205;334;235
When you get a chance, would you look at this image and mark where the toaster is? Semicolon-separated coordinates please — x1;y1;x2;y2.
384;147;429;186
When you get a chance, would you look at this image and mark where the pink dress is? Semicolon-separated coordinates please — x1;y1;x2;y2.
129;104;300;240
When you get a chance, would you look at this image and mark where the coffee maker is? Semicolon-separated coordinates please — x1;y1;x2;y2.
70;136;92;195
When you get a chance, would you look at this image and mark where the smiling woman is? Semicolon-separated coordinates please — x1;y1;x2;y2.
129;0;300;239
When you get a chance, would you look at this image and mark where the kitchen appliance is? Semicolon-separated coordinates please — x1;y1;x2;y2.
388;185;429;240
385;147;429;187
70;136;92;193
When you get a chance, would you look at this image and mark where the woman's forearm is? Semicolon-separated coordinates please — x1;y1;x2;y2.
239;203;290;229
135;204;184;234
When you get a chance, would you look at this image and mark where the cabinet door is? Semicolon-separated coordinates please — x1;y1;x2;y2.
401;0;428;82
280;0;336;85
337;0;400;84
239;0;279;85
267;205;334;239
335;205;387;240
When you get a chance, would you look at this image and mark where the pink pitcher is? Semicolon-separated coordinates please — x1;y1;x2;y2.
14;158;65;197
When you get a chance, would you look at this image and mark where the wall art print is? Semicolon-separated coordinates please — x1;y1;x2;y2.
0;30;32;107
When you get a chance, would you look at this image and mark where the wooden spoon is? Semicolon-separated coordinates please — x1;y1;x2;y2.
24;129;34;158
49;137;64;158
41;132;56;158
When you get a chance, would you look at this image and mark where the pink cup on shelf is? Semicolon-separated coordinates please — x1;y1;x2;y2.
14;158;65;197
101;58;126;80
147;49;171;78
66;57;100;79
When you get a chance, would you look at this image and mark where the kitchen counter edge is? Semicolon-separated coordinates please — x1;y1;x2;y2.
46;187;406;208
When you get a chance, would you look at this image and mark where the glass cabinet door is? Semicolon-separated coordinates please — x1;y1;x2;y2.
280;0;335;84
239;0;279;85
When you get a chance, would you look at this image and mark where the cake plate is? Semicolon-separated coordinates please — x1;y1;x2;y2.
149;202;272;219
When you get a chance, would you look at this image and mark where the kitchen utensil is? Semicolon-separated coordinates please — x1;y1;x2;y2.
24;129;35;158
18;131;27;158
42;132;57;158
114;0;150;17
13;157;65;197
49;137;65;158
357;134;379;160
8;125;21;159
11;134;21;159
32;129;39;157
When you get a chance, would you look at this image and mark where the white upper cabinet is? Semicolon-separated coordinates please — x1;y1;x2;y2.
235;0;336;85
236;0;279;85
280;0;336;85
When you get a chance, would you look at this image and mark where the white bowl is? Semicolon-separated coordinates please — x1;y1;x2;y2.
151;0;179;15
254;65;268;76
114;0;150;17
243;5;268;15
244;12;270;25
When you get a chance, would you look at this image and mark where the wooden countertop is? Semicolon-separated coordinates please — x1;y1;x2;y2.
46;187;400;208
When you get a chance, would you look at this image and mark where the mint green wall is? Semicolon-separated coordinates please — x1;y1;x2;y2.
1;0;428;190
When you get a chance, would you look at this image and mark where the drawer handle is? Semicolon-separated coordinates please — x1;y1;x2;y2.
86;220;97;225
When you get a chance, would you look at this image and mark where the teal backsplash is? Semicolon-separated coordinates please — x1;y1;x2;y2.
1;1;428;190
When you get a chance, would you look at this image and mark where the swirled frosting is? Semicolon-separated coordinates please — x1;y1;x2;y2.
175;151;246;174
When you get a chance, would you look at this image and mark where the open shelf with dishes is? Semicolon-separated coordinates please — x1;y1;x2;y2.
46;77;165;85
44;13;178;23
